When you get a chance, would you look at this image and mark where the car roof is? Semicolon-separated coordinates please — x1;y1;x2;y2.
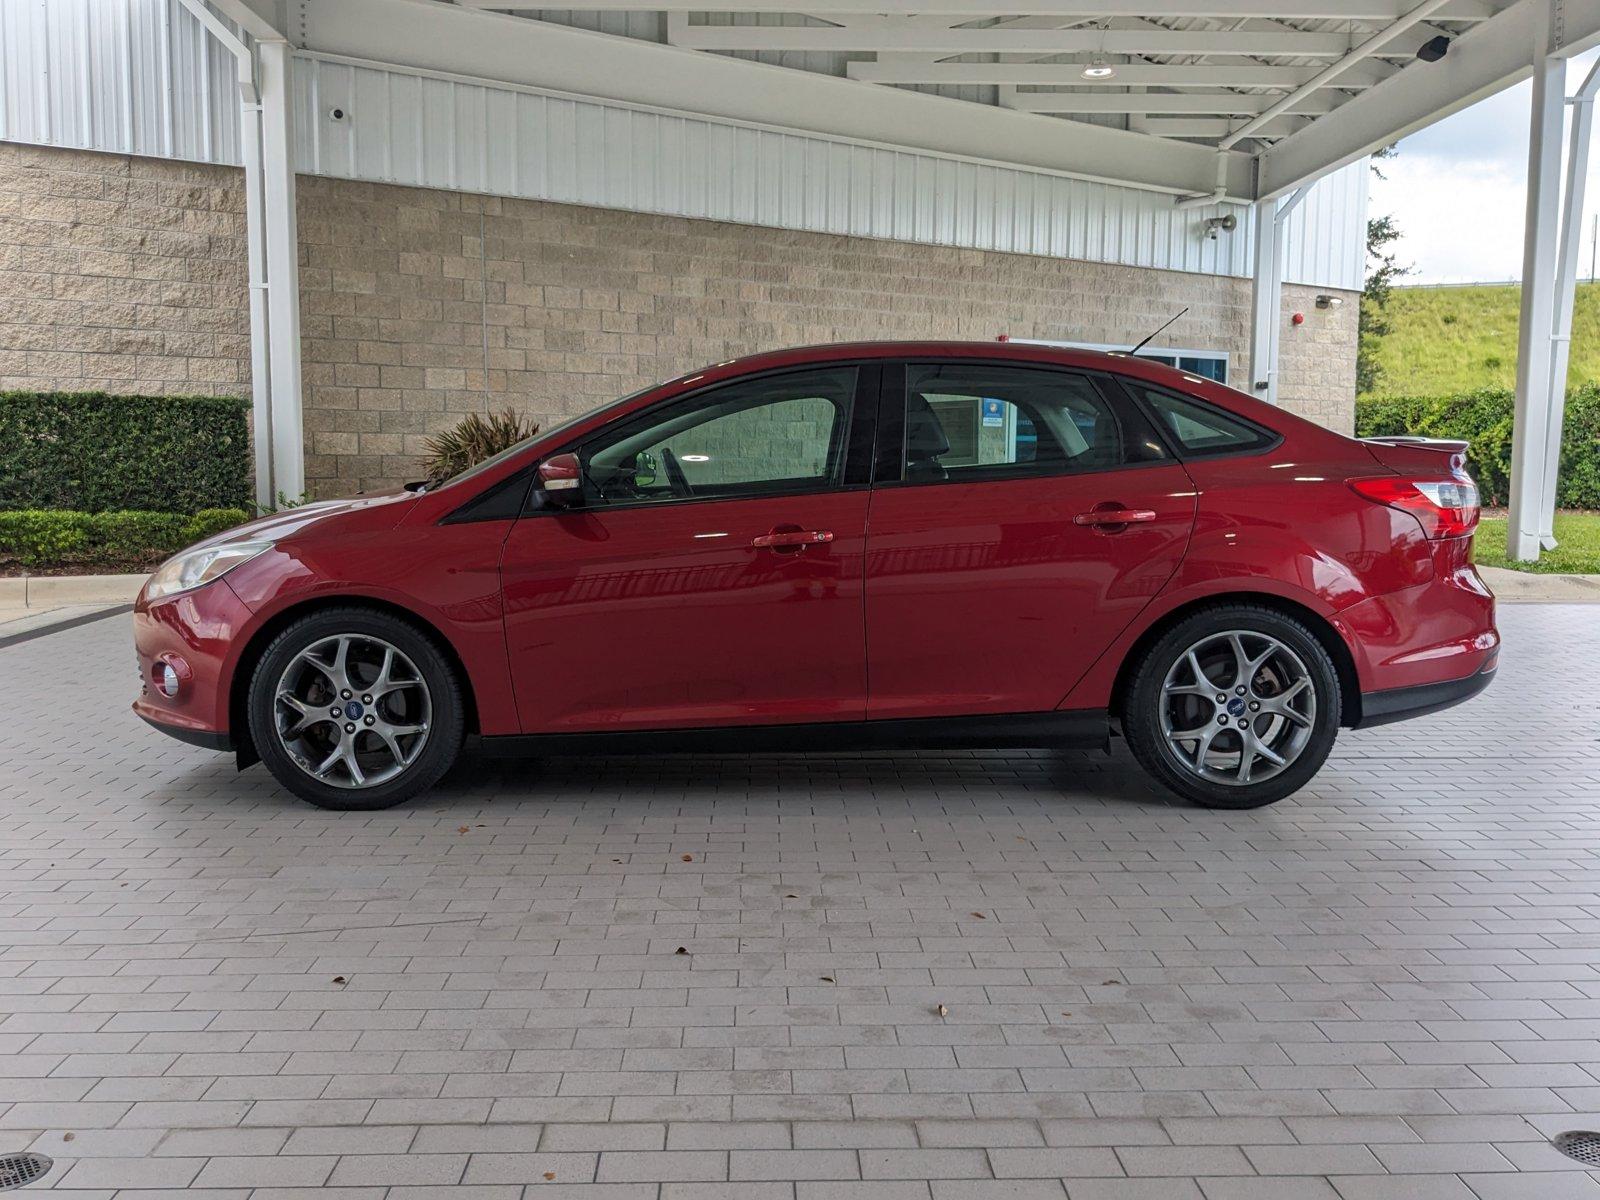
675;339;1225;395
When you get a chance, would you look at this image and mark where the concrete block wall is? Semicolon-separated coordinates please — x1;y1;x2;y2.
0;142;1359;499
0;143;250;398
1278;284;1361;431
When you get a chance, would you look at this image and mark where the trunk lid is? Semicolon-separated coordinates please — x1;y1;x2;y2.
1359;434;1471;476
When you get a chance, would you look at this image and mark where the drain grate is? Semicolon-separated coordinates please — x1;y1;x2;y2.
1553;1131;1600;1166
0;1154;51;1191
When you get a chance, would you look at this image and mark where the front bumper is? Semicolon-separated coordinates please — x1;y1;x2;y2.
1354;656;1497;729
131;577;254;748
135;711;233;751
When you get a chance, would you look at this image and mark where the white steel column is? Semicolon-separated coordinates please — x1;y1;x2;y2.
1247;186;1309;406
175;0;274;511
240;90;274;512
258;39;305;504
1248;198;1281;403
1540;60;1600;549
1508;0;1567;563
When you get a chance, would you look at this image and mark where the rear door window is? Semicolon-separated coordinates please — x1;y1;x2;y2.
892;363;1167;484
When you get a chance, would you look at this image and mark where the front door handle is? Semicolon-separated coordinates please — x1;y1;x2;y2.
752;528;834;550
1074;507;1157;528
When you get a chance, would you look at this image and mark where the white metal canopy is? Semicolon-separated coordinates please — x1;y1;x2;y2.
202;0;1600;559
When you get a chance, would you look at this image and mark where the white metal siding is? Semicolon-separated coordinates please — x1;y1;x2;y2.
0;0;243;165
0;0;1367;291
1280;153;1368;294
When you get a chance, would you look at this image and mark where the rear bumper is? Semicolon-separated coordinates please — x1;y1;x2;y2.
1353;657;1497;729
1335;553;1499;701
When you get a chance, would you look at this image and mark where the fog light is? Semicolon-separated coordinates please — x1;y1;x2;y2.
157;663;181;698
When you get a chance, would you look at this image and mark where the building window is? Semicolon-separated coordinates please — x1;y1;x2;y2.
1015;340;1230;385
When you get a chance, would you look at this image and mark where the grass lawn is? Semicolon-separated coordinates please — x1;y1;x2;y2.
1369;282;1600;396
1474;511;1600;574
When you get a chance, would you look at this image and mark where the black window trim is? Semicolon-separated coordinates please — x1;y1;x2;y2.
439;466;538;525
872;358;1174;490
1113;376;1284;462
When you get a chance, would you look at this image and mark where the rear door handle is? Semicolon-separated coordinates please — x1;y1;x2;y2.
751;528;834;549
1074;508;1157;527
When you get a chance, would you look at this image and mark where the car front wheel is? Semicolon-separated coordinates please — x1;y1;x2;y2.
1123;604;1341;809
247;607;465;810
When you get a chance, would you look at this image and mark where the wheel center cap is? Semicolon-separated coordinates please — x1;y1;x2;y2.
344;700;364;720
1226;697;1247;717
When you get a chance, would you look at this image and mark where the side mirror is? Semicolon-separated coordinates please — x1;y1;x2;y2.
536;452;582;507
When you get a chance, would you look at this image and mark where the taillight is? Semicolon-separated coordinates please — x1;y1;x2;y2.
1349;475;1480;539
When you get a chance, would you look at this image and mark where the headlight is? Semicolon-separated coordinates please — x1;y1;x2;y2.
144;540;273;601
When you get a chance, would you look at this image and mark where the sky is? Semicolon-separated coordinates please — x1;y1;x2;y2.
1370;47;1600;284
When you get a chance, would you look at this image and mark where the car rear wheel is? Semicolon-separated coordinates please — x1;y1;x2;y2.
1123;604;1341;809
248;607;465;810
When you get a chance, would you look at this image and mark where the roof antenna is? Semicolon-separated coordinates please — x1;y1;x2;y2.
1128;306;1189;356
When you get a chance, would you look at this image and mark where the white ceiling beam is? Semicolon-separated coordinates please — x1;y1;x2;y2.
666;26;1370;54
1141;115;1310;137
1006;90;1342;114
201;0;285;41
1220;0;1455;149
464;0;1499;16
1260;0;1600;195
846;61;1339;87
298;0;1257;198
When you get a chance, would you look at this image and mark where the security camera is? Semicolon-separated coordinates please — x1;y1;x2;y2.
328;107;347;122
1203;214;1238;240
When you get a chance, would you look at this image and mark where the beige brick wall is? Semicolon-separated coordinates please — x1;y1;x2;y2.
0;142;250;397
1;142;1358;498
1280;283;1360;432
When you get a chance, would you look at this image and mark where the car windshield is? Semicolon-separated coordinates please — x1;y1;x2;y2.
424;384;660;492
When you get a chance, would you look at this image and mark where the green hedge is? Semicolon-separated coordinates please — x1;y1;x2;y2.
1356;383;1600;509
0;391;250;514
0;508;250;570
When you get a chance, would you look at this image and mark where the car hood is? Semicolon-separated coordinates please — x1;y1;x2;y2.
199;489;415;548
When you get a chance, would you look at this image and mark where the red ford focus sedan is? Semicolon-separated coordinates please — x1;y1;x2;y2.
133;342;1497;811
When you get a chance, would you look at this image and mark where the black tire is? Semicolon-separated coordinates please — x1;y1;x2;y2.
1122;604;1341;810
247;606;465;810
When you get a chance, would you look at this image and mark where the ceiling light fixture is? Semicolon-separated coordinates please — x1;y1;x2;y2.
1081;21;1116;81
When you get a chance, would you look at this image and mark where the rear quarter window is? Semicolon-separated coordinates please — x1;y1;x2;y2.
1130;384;1279;458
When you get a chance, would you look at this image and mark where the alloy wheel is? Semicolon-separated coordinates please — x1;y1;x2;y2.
272;634;432;789
1158;629;1317;787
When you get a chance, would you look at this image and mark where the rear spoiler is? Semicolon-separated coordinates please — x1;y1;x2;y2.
1359;435;1470;476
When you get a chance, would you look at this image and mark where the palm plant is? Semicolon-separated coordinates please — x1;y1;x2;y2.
422;408;540;481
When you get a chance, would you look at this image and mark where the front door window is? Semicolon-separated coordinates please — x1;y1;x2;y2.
581;367;857;506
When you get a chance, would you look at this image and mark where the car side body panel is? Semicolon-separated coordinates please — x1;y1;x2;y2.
864;465;1198;718
1057;450;1488;715
499;492;871;732
128;340;1499;759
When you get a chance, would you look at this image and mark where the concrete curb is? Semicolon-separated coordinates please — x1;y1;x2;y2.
1476;565;1600;603
0;573;146;609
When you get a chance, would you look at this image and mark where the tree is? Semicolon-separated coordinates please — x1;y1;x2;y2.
1357;145;1411;395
